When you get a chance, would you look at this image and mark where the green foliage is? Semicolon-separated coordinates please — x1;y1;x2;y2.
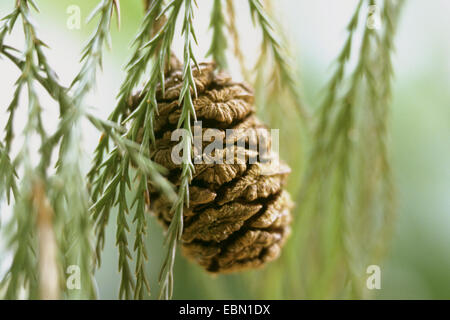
88;0;197;300
0;0;101;298
0;0;158;299
207;0;227;69
0;142;18;205
158;0;201;300
249;0;308;122
280;0;405;299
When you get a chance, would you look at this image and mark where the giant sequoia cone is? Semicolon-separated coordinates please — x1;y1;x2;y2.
134;62;293;273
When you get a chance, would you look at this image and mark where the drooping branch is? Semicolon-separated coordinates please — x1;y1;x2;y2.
289;0;405;299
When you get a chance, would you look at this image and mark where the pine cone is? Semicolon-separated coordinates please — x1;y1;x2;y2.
135;62;294;273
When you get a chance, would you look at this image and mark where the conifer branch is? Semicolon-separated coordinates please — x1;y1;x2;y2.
132;177;151;299
71;0;118;103
248;0;309;121
158;0;198;300
0;0;121;299
87;0;181;299
0;142;18;205
207;0;227;69
0;1;55;299
293;0;405;298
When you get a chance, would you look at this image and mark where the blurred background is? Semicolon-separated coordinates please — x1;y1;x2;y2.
0;0;449;299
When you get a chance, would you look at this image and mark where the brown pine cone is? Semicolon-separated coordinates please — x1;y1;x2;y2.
134;62;294;273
